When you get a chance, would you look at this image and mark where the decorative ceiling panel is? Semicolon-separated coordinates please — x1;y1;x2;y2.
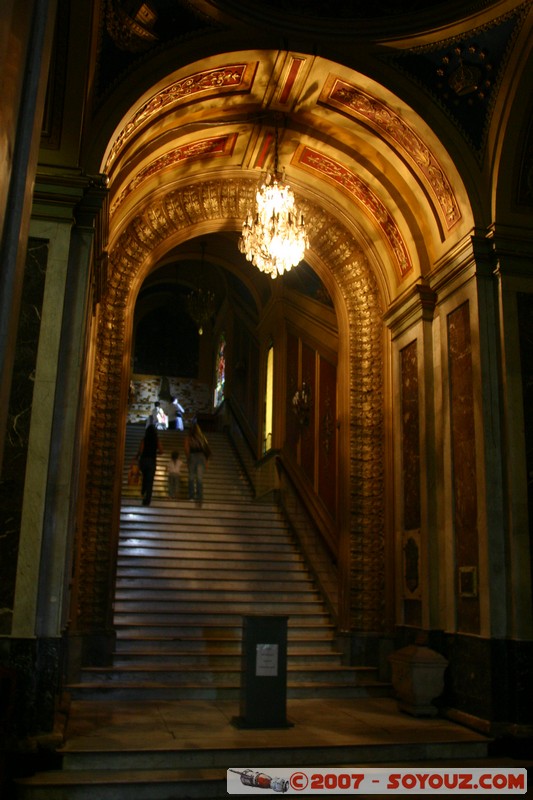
104;63;256;172
297;145;413;280
320;77;461;231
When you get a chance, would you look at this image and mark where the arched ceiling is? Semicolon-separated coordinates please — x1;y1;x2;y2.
87;1;529;309
102;49;473;303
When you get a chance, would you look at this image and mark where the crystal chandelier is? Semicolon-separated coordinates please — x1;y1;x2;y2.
239;125;308;279
187;242;216;335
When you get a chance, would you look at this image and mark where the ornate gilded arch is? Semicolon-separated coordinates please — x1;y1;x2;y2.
76;177;385;645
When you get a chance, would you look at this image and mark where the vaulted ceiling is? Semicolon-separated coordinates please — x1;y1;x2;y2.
73;0;530;309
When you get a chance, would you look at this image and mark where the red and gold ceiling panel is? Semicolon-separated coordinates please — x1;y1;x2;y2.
110;132;238;216
320;76;461;232
104;62;257;173
276;55;307;106
296;144;413;279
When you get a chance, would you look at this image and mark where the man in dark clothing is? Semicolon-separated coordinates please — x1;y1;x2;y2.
137;424;163;505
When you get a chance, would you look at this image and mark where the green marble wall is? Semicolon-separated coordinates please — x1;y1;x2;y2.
0;239;47;635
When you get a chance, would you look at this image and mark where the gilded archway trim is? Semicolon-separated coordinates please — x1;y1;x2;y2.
110;133;238;216
77;178;385;637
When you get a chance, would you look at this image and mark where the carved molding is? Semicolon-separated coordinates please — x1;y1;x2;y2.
110;133;238;216
321;77;461;231
297;145;413;279
104;63;255;172
77;178;385;635
106;0;159;53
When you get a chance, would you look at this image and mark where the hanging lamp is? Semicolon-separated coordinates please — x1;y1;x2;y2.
186;241;216;335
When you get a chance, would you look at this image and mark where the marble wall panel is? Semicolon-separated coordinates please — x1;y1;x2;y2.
301;342;316;485
400;340;422;626
448;302;480;634
401;341;421;531
517;292;533;599
128;374;211;425
286;331;299;456
0;239;47;634
318;355;337;520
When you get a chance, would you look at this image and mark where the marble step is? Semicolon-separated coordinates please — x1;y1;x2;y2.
114;587;319;603
114;617;332;633
112;650;343;666
119;503;286;521
115;575;314;590
15;739;490;799
117;540;299;555
114;635;338;653
115;564;307;579
113;621;336;638
61;737;487;773
68;681;386;703
115;552;304;566
16;768;226;800
118;526;291;542
119;519;290;534
77;663;373;686
113;601;328;617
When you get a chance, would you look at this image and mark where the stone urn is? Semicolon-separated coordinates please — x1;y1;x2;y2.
388;645;448;717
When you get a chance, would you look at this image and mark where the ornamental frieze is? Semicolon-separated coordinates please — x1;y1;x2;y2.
104;64;254;171
298;145;413;279
110;134;238;216
321;77;461;231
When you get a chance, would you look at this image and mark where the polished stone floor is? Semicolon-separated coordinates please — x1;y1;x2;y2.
63;695;527;763
13;698;530;799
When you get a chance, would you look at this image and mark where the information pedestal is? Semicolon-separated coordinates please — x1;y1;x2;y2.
233;615;292;729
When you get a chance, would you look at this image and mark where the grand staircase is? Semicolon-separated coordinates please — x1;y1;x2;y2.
14;425;491;798
70;425;385;701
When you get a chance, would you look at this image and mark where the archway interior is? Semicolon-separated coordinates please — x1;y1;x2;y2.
130;230;337;414
78;46;471;641
102;49;470;311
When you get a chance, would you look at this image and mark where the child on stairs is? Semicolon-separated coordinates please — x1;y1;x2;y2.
166;450;184;499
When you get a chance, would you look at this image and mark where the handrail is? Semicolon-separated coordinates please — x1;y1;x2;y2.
223;398;339;624
222;398;258;493
275;456;339;625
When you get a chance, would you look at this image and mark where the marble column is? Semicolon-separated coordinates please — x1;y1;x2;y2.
12;183;107;642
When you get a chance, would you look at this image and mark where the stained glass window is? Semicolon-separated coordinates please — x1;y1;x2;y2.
214;333;226;407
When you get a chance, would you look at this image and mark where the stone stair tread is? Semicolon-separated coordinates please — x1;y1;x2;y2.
113;622;336;632
115;637;337;646
119;535;289;544
119;584;311;592
114;647;341;655
67;686;391;703
120;503;283;513
117;546;300;556
70;675;379;690
115;578;313;587
75;660;376;677
119;530;292;540
115;596;321;604
116;564;305;573
85;426;392;706
114;611;328;619
16;767;225;785
117;551;299;559
81;663;364;674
